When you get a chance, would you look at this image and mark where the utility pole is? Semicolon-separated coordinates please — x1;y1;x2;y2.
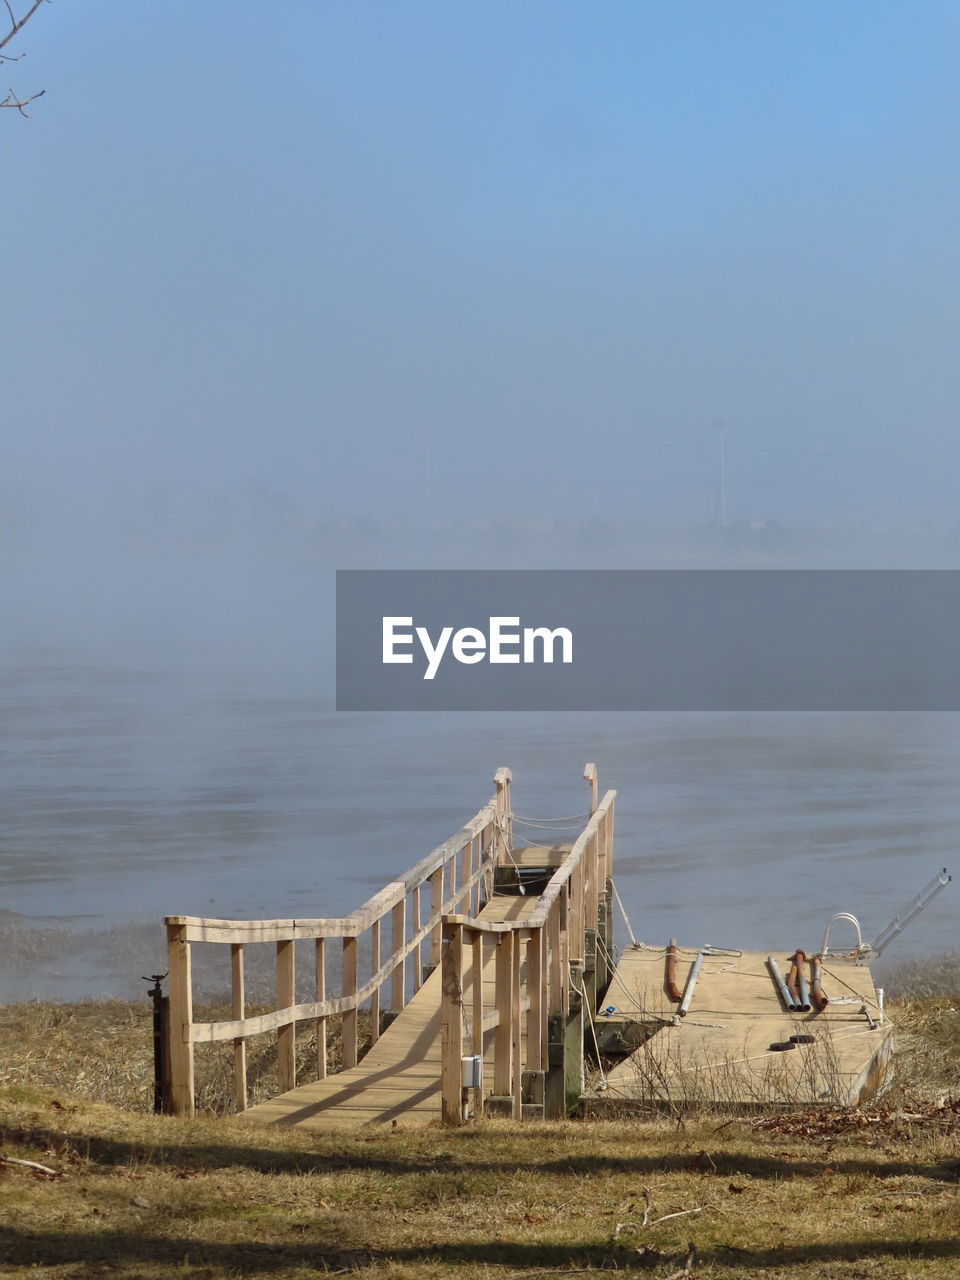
716;420;727;526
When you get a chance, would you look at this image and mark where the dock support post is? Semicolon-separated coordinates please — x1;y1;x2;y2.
276;939;296;1094
545;960;585;1118
166;923;195;1117
342;935;358;1068
494;932;514;1098
440;922;465;1125
231;943;247;1111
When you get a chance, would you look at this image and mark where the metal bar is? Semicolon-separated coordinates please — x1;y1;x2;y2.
665;938;683;1003
677;950;704;1018
767;955;798;1012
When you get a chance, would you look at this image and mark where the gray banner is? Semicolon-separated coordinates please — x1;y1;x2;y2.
336;570;960;710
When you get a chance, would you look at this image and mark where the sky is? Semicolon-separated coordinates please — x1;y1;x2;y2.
3;2;960;538
5;4;960;983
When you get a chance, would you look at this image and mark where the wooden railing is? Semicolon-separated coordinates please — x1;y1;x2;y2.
440;779;615;1124
164;767;514;1116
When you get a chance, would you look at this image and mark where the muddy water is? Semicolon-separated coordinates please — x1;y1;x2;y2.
2;648;958;999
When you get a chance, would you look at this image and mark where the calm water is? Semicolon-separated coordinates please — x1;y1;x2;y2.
2;648;958;1000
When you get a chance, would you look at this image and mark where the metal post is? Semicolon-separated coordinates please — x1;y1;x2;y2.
144;973;168;1115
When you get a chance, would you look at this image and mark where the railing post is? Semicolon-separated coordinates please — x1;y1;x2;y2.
315;938;327;1079
391;899;406;1011
342;934;358;1067
370;918;381;1044
494;768;512;868
510;928;522;1118
440;922;465;1124
429;865;444;969
526;928;544;1073
470;835;480;915
471;929;485;1118
276;939;296;1094
412;888;423;992
590;833;601;928
494;932;513;1096
547;900;562;1016
570;860;585;964
231;943;247;1112
459;841;471;911
584;762;598;815
166;922;195;1117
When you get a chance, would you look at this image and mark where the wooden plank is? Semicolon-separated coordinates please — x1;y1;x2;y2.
231;943;246;1112
570;860;585;964
166;923;195;1117
472;931;485;1117
509;845;572;868
412;887;422;991
440;923;464;1124
342;935;358;1068
315;938;327;1079
460;841;472;910
369;919;381;1046
526;928;544;1073
547;898;561;1014
391;898;406;1011
585;832;599;931
494;932;513;1095
276;940;296;1093
429;866;444;968
584;762;598;814
511;923;522;1119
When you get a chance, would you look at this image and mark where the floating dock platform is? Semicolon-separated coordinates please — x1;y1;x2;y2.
589;944;892;1112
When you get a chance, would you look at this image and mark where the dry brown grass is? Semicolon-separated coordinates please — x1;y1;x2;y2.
0;1001;376;1116
1;990;959;1278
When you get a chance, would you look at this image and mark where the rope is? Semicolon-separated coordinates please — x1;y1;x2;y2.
571;969;608;1090
610;878;637;947
510;810;591;825
491;811;526;894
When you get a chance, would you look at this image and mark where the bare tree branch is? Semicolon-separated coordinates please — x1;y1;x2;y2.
0;0;49;114
0;84;43;114
0;0;47;54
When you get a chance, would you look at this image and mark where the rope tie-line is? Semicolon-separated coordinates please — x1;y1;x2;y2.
571;968;608;1090
510;810;592;825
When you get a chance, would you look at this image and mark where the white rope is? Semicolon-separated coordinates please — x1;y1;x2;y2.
571;969;608;1090
510;810;591;825
610;878;637;947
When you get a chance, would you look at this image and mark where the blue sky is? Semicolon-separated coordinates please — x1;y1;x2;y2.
4;1;960;529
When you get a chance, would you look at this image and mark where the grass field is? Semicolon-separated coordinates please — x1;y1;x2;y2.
2;965;959;1279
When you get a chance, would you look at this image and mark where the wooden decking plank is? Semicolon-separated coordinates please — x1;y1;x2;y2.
596;944;892;1108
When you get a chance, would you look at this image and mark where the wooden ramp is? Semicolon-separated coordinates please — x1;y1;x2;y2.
244;893;541;1131
590;944;892;1110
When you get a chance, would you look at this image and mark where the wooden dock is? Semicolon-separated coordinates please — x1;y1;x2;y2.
245;895;539;1129
591;944;891;1110
162;765;894;1129
164;765;616;1127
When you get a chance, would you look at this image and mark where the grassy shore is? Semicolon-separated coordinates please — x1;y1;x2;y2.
2;983;959;1279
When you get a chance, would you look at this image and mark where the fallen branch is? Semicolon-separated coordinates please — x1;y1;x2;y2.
0;1154;60;1176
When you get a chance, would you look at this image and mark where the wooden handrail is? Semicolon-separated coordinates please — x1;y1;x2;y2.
440;782;615;1125
164;805;499;942
441;789;615;935
164;781;506;1116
